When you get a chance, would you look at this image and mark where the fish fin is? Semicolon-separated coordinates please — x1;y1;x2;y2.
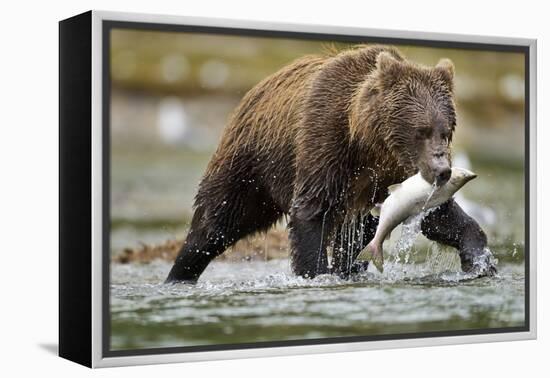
357;243;384;273
356;244;373;261
387;183;401;194
374;253;384;273
370;204;382;217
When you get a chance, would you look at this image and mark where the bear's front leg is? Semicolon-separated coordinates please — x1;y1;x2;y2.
421;198;497;276
288;210;334;279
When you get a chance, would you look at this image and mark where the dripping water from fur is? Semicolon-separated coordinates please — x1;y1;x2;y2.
316;210;329;275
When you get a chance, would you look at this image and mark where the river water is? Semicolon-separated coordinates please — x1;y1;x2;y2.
110;256;525;350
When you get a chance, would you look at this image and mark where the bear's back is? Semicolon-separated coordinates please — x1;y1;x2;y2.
203;45;403;211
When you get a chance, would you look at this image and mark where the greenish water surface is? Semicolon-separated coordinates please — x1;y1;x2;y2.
111;259;525;350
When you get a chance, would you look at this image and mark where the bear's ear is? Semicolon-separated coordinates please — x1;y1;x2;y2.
435;58;455;84
376;51;400;73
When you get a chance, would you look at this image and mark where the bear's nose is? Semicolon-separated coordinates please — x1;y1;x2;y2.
435;168;452;186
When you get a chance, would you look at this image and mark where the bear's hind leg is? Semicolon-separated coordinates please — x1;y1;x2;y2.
165;183;283;283
164;207;224;284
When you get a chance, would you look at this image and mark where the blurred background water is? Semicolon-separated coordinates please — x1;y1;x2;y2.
108;29;526;350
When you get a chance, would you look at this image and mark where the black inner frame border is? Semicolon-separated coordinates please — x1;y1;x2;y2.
102;19;531;359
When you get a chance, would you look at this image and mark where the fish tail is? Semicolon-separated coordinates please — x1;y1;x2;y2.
357;242;384;273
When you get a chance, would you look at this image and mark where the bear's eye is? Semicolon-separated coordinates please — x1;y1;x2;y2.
415;127;431;139
440;129;452;144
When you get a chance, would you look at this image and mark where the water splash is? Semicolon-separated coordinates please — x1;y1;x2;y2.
382;180;437;269
394;214;424;255
425;243;461;272
471;247;499;276
113;258;504;297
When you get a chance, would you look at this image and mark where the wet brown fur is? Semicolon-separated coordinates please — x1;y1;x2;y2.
166;45;459;282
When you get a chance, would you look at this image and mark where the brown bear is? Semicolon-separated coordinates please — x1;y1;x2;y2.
165;45;495;283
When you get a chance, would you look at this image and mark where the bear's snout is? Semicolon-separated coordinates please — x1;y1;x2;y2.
431;151;452;186
435;167;452;186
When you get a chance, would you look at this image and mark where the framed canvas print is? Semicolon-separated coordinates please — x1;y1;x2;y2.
59;10;537;368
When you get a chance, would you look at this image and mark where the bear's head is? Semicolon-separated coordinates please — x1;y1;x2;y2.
351;50;456;187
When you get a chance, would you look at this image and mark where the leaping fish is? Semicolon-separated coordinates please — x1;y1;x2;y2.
357;167;477;272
